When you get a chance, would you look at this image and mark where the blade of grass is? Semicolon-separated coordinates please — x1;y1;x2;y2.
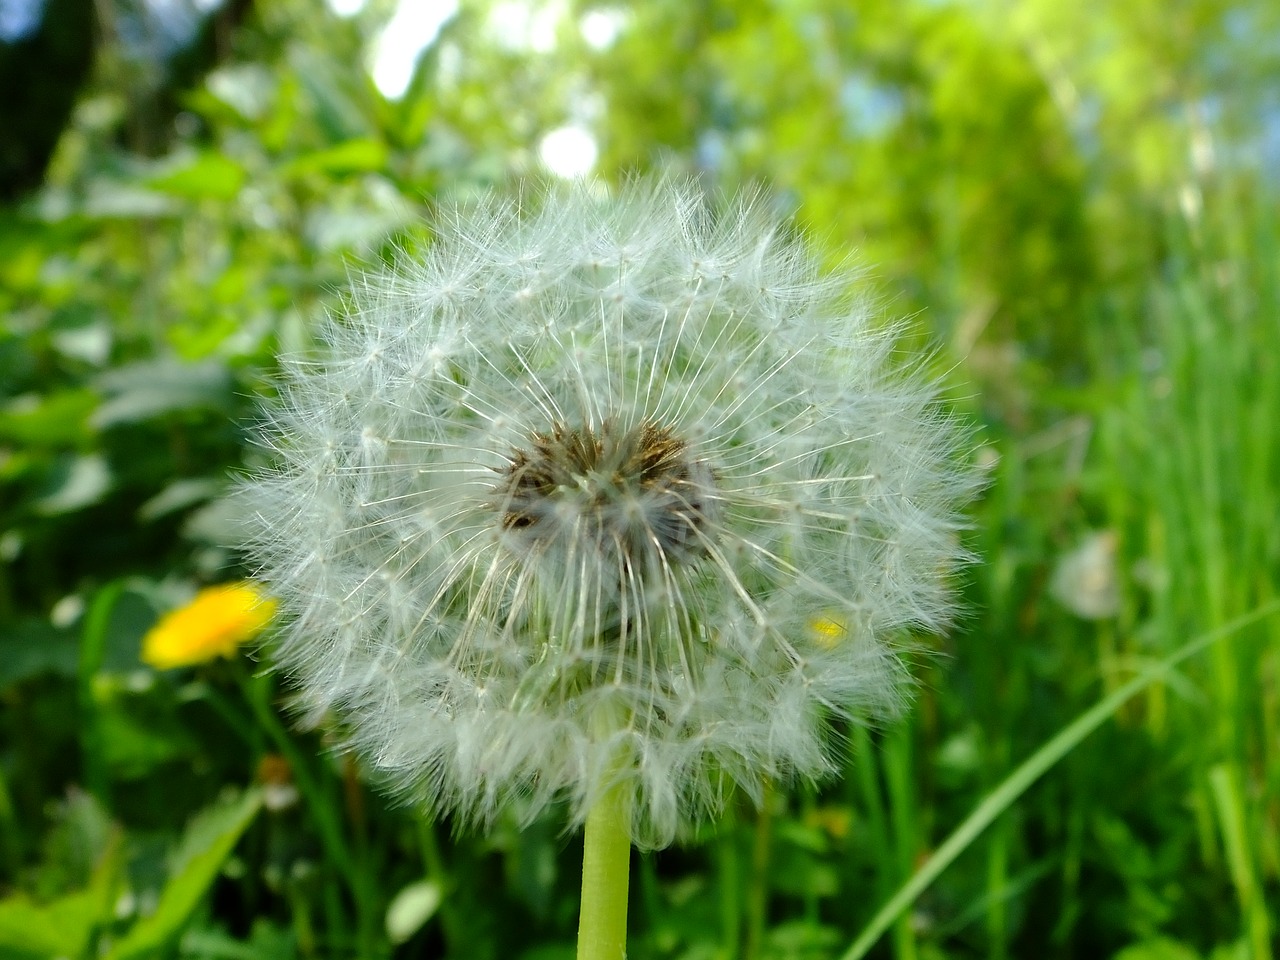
79;581;124;808
837;599;1280;960
1208;762;1272;960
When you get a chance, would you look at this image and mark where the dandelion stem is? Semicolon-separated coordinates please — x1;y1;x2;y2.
744;780;775;960
576;772;632;960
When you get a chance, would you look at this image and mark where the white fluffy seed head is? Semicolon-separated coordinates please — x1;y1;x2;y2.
239;177;980;849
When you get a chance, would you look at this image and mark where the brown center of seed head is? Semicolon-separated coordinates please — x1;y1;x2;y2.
495;419;714;564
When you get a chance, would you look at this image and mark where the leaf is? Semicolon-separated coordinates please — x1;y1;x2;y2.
173;919;296;960
767;919;843;957
53;323;113;365
91;360;233;428
106;789;263;960
33;453;111;515
138;478;224;522
1113;939;1203;960
290;46;372;142
0;888;104;958
37;179;178;220
203;63;277;121
0;826;122;959
385;879;443;945
96;702;191;778
302;189;413;254
0;617;79;687
147;153;246;201
282;138;390;178
0;389;96;447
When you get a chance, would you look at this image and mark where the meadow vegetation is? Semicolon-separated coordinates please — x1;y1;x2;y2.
0;1;1276;958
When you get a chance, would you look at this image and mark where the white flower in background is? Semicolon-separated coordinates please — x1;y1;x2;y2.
1050;530;1121;620
240;178;978;848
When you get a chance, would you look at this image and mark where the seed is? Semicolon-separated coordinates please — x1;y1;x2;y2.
495;419;714;564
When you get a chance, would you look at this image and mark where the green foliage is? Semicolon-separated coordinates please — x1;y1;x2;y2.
1;0;1278;957
0;788;260;960
106;789;262;960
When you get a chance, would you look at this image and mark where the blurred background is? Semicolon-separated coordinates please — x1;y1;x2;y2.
1;1;1278;958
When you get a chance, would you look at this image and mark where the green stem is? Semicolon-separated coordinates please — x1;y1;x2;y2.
744;781;773;960
417;819;464;954
576;775;633;960
80;582;124;809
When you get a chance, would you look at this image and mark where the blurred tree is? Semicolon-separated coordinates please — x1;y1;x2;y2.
0;0;257;199
0;0;97;199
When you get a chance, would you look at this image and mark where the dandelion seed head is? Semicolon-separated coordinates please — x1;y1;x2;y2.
239;177;979;848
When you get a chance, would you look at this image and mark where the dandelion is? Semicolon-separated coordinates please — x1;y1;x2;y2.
141;582;277;670
239;177;977;958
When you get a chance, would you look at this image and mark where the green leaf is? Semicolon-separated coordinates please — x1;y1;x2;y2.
147;153;246;201
91;360;233;428
1114;939;1203;960
37;179;178;220
0;389;97;447
138;478;224;522
290;47;372;142
0;827;122;959
203;63;277;121
385;879;443;945
173;919;296;960
33;453;112;515
96;698;191;778
0;617;79;687
282;138;390;178
106;789;263;960
768;919;843;956
0;889;102;958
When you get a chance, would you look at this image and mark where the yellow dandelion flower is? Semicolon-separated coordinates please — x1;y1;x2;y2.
141;582;277;670
809;613;847;649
